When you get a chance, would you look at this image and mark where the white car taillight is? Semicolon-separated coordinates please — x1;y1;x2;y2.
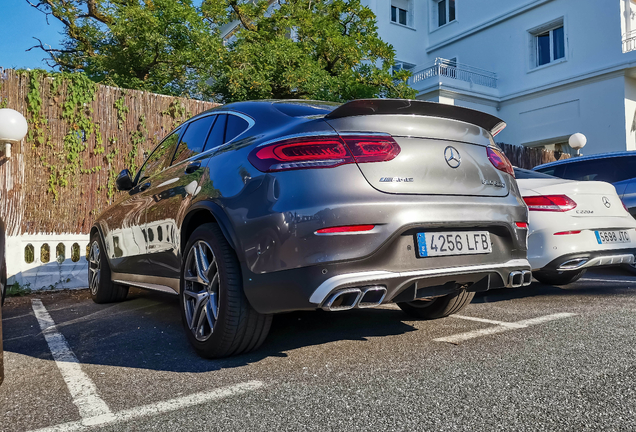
523;195;577;212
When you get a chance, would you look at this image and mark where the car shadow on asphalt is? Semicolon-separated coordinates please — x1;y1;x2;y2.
2;288;417;373
474;268;635;304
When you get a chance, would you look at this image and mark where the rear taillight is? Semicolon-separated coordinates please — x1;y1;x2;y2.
248;135;400;172
340;135;401;163
515;222;528;228
487;146;514;177
523;195;577;212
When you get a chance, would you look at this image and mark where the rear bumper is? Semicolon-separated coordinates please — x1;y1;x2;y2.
539;248;636;272
242;254;531;314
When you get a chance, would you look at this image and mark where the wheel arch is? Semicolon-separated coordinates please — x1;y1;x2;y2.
180;201;241;260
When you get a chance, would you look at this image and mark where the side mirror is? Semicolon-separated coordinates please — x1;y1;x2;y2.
115;169;134;191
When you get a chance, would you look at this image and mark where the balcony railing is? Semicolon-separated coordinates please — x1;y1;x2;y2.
623;30;636;53
410;58;498;89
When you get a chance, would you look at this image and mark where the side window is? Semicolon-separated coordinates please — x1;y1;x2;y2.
203;114;226;152
172;116;216;165
225;114;249;143
136;130;180;182
561;158;628;183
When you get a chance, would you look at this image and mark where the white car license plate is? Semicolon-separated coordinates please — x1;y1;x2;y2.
594;230;631;244
417;231;492;257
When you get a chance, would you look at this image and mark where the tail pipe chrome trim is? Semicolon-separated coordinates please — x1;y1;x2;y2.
322;288;362;311
557;254;635;271
521;270;532;286
508;271;523;288
358;286;387;308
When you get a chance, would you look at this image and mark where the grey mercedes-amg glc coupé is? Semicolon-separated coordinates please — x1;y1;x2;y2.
89;99;531;358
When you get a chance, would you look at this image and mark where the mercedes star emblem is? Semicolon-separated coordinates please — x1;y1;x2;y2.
444;146;461;168
602;196;611;208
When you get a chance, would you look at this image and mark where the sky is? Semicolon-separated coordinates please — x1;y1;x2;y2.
0;0;65;70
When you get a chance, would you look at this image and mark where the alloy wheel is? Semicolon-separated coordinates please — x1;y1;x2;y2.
183;240;220;342
88;241;101;295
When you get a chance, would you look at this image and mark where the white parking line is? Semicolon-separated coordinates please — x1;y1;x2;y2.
579;278;634;284
31;299;113;419
436;312;577;344
30;298;265;432
30;381;264;432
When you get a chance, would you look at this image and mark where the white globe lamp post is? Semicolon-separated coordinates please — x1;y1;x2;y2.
0;108;28;158
568;133;587;157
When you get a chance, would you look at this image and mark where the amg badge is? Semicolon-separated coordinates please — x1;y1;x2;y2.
380;177;414;183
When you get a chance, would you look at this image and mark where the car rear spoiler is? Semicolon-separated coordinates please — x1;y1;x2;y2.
325;99;506;136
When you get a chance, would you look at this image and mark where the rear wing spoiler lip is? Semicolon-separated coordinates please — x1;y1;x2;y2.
325;99;506;136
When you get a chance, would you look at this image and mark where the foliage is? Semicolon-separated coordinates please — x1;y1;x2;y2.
6;281;32;297
114;94;130;130
202;0;416;102
28;0;415;102
27;0;220;97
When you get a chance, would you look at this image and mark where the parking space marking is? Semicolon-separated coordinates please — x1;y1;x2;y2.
31;299;113;420
29;298;265;432
30;381;264;432
452;315;525;328
579;278;634;284
435;312;577;344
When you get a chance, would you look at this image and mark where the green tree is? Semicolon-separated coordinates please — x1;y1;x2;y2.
27;0;220;97
203;0;416;102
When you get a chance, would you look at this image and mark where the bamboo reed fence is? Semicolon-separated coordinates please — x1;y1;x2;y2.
0;69;217;236
498;142;570;170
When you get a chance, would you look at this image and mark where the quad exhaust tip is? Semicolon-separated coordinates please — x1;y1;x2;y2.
322;286;387;311
509;270;532;288
358;286;388;308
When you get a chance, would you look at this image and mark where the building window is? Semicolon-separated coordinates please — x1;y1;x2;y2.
391;6;407;26
391;61;416;75
529;19;566;68
536;26;565;66
435;0;456;27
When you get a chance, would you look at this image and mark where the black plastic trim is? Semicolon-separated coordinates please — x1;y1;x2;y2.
325;99;505;134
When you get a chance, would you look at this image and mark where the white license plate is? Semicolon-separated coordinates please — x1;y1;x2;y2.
417;231;492;257
594;230;631;244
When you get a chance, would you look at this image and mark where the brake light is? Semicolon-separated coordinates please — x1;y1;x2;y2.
487;146;514;177
341;135;401;163
515;222;528;228
248;135;400;172
316;225;375;234
523;195;577;212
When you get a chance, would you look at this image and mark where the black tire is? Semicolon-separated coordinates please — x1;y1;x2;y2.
0;255;6;307
88;232;128;304
533;269;586;286
621;263;636;275
180;223;272;359
397;290;475;320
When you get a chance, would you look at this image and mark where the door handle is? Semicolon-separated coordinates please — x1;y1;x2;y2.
185;161;201;174
139;182;151;192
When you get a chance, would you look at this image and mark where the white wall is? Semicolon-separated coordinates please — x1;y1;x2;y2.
624;75;636;150
497;74;628;154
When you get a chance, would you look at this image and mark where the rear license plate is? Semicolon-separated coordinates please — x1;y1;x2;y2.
595;230;631;244
417;231;492;257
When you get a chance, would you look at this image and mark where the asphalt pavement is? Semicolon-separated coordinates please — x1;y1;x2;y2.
1;268;636;431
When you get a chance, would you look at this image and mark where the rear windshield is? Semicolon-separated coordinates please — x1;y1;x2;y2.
273;101;339;117
514;167;556;179
535;155;636;183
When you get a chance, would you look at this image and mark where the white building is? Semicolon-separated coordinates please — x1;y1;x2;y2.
366;0;636;155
